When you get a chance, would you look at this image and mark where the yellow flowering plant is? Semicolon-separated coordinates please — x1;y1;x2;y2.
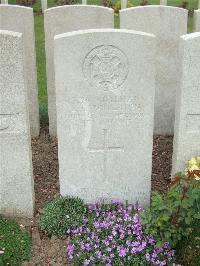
186;157;200;181
141;156;200;250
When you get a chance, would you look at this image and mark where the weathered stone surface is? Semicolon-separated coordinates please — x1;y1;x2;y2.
44;5;114;136
54;29;156;205
0;5;39;136
0;30;34;218
194;10;200;32
120;6;188;134
172;33;200;174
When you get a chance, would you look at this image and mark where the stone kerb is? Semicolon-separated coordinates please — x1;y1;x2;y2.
172;32;200;174
54;29;156;205
120;5;188;135
0;30;34;218
44;5;114;136
0;5;40;137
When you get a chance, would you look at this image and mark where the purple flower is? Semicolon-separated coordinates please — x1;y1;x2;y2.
163;242;169;249
66;244;74;259
107;247;112;252
117;246;128;257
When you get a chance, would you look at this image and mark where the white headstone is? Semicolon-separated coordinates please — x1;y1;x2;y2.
120;6;188;135
194;10;200;32
160;0;167;5
1;0;8;4
0;30;34;218
0;5;40;137
44;5;114;136
121;0;127;10
54;29;156;205
41;0;47;13
172;33;200;174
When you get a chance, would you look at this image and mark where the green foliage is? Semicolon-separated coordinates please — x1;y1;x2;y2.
0;217;31;266
140;171;200;249
102;0;113;8
176;220;200;265
55;0;78;6
16;0;36;6
113;0;133;14
40;196;86;236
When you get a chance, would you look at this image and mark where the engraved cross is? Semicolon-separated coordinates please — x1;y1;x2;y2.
0;113;17;131
88;129;124;181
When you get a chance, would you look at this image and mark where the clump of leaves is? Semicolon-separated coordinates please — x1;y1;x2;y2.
140;157;200;249
40;196;86;236
113;0;133;14
0;217;31;266
55;0;77;6
140;0;149;5
102;0;113;8
16;0;36;7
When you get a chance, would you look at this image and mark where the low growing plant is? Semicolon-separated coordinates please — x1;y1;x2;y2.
0;216;31;266
66;201;175;265
140;157;200;248
40;196;86;236
113;0;133;14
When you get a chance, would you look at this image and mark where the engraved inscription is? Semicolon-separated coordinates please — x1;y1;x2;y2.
83;45;129;91
65;96;143;121
186;114;200;132
88;129;124;181
0;114;17;132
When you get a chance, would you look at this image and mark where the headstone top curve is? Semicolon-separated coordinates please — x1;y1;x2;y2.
45;4;114;14
120;5;188;15
0;4;33;11
54;28;156;40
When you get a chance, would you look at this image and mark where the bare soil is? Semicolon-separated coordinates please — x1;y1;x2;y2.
22;125;173;265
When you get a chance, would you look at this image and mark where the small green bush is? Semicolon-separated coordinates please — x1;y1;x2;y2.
16;0;36;7
0;217;31;266
140;161;200;249
40;196;86;236
55;0;77;6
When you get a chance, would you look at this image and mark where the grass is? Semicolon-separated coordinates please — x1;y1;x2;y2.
8;0;199;118
0;216;32;265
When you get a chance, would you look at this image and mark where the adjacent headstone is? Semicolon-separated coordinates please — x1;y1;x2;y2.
121;0;127;10
1;0;8;4
160;0;167;5
82;0;87;4
172;33;200;174
41;0;47;13
120;6;188;135
194;10;200;32
44;5;114;136
0;30;34;218
0;5;40;137
54;29;156;205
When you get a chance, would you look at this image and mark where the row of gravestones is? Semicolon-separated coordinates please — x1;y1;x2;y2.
1;4;200;138
0;5;200;218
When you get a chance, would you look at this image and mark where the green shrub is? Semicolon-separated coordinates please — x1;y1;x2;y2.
113;0;133;14
0;217;31;266
55;0;77;6
40;196;86;236
140;163;200;249
16;0;36;7
102;0;113;8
